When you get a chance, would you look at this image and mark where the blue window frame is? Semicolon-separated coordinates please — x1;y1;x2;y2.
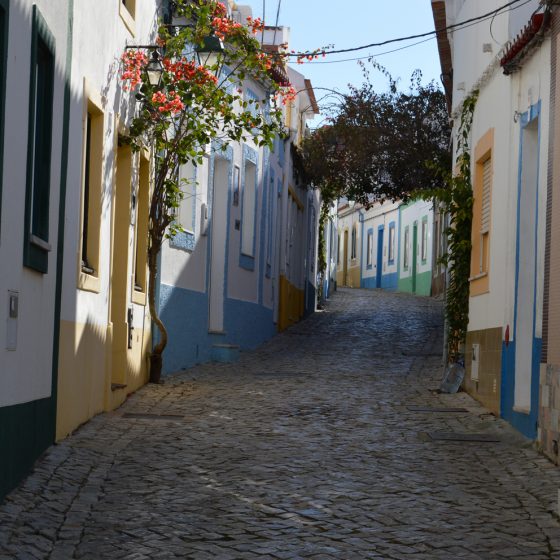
388;221;396;264
366;228;373;269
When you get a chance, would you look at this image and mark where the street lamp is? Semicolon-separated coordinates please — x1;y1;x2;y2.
145;49;164;87
195;31;225;79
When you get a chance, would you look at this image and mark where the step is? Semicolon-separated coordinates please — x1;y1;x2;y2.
211;343;240;363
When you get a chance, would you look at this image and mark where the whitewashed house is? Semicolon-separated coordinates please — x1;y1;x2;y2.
158;16;320;373
433;0;551;435
0;0;74;499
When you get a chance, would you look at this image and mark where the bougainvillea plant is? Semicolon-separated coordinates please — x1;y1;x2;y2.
120;0;298;382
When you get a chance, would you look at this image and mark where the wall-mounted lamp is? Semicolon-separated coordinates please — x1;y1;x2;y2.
195;31;225;79
145;49;164;87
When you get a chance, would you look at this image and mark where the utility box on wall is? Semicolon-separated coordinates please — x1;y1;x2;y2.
6;290;18;351
471;343;480;381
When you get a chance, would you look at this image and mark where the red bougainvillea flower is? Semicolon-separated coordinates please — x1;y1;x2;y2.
246;16;265;35
120;50;148;91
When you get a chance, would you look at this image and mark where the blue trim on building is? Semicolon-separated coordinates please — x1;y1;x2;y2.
376;225;384;288
500;100;541;439
388;221;396;265
159;283;276;374
500;339;541;438
239;143;259;269
169;231;195;252
381;271;398;291
265;168;275;278
258;147;269;304
366;227;373;270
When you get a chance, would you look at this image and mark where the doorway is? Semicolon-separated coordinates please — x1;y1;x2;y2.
376;226;384;288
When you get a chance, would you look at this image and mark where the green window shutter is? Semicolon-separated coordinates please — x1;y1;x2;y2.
23;6;55;273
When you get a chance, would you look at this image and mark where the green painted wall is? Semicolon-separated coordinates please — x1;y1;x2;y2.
0;398;55;499
398;270;432;296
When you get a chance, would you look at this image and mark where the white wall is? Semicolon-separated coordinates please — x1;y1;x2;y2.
0;0;71;406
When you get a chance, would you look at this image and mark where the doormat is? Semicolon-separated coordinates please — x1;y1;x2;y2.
122;412;184;420
407;406;468;413
427;431;501;442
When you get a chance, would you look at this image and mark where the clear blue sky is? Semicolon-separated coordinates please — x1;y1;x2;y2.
239;0;442;125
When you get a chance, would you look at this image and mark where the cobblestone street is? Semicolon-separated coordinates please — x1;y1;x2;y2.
2;288;560;559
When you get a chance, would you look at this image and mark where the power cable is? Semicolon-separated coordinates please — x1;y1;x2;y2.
283;0;532;58
291;0;534;66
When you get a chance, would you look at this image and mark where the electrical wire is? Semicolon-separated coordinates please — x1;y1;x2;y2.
305;36;437;65
304;0;534;65
284;0;533;58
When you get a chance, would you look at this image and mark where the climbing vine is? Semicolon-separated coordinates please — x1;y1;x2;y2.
316;202;330;305
423;91;478;362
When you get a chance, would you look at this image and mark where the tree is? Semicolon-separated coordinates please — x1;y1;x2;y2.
300;64;451;206
120;0;295;382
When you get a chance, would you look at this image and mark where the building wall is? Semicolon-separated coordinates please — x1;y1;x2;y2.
540;9;560;460
159;55;319;371
397;200;433;296
445;0;549;439
55;0;157;440
0;0;71;499
336;205;361;288
360;202;400;291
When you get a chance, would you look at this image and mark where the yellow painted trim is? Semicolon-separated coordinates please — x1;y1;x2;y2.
132;289;147;306
278;275;304;331
470;128;494;297
288;185;304;210
132;151;150;297
119;0;136;36
77;79;105;290
78;271;100;293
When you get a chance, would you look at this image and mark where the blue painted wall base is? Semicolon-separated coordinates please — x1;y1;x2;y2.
500;339;541;439
159;283;276;374
361;272;398;291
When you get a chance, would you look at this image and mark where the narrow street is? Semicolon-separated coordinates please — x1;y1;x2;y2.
1;289;560;560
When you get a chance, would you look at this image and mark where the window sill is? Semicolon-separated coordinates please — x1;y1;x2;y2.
469;272;488;282
240;253;255;271
132;289;147;306
30;234;51;252
78;271;100;293
119;3;135;36
513;405;531;415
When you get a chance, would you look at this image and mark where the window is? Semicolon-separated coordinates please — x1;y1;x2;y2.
24;7;55;273
337;233;340;264
178;161;196;232
119;0;136;34
388;222;395;263
480;157;492;271
403;226;410;269
241;158;257;257
366;229;373;268
470;128;494;295
351;224;357;259
0;0;8;236
232;165;240;206
266;170;275;271
133;153;149;300
79;95;104;285
421;217;428;263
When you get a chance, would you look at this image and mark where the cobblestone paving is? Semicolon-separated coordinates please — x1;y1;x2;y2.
2;288;560;559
